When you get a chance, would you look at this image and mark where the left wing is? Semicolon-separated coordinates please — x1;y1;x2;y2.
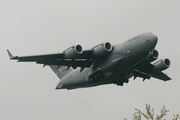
7;42;113;68
133;59;171;81
7;49;95;68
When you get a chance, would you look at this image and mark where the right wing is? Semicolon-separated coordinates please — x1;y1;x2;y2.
150;71;171;81
133;60;171;81
7;49;95;68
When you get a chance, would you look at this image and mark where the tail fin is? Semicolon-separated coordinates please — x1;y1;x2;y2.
50;65;73;79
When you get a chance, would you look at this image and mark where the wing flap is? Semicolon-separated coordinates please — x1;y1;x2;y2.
36;59;93;67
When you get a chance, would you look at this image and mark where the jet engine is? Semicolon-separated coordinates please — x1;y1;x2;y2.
143;49;159;63
63;45;83;59
92;42;113;57
153;58;171;71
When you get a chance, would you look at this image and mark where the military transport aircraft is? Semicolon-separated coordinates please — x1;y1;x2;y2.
7;32;171;90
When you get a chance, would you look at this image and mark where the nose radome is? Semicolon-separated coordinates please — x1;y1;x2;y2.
150;34;158;48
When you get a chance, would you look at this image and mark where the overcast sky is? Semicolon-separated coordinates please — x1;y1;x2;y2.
1;0;180;119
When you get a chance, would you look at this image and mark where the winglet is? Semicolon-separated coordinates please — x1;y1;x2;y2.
7;49;14;59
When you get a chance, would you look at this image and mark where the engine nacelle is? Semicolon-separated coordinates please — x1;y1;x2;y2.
63;45;83;59
92;42;113;57
153;58;171;71
148;49;159;62
143;49;159;63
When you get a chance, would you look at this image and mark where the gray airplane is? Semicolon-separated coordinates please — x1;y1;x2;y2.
7;32;171;90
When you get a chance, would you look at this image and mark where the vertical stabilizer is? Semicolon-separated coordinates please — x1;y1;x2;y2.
50;65;73;79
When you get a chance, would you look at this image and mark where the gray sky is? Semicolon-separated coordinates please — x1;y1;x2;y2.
1;0;180;119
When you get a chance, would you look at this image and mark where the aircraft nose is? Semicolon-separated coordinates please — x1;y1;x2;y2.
150;34;158;48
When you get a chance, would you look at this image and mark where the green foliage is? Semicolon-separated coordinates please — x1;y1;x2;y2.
124;104;180;120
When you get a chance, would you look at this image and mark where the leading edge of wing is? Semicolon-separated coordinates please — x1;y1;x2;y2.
11;53;64;61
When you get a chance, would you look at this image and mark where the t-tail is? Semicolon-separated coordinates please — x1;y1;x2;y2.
50;65;73;79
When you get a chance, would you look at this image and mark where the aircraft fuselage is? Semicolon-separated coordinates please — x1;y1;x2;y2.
56;32;158;89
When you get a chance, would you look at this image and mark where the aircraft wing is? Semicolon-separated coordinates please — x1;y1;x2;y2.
133;62;171;81
150;71;171;81
7;49;95;68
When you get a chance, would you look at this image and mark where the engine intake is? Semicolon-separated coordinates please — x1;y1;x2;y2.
92;42;113;57
153;58;171;71
143;49;159;62
148;49;159;61
63;45;83;59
